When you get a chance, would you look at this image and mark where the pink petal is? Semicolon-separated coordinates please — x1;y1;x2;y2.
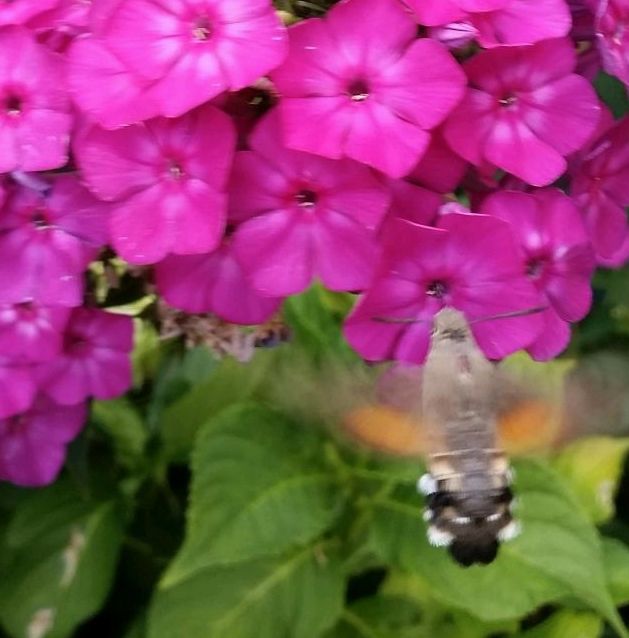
75;121;161;201
278;97;353;160
313;209;380;291
326;0;417;69
520;75;601;156
156;104;236;189
458;0;509;10
405;0;465;26
228;151;291;223
270;19;347;96
102;0;185;80
374;38;465;130
343;100;431;177
156;247;282;325
484;111;566;186
343;278;431;362
407;130;468;193
66;36;157;129
233;210;314;296
443;89;496;165
213;11;287;89
473;0;571;46
0;364;36;419
110;181;225;265
526;306;571;361
0;230;85;307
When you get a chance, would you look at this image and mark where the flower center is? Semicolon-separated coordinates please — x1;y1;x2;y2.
16;301;35;319
427;280;448;298
6;414;26;434
3;94;22;117
167;161;184;180
192;15;212;41
31;208;50;229
295;189;318;208
348;79;370;102
526;258;545;279
498;95;517;107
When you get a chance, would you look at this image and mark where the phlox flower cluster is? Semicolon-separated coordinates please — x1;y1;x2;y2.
0;0;628;487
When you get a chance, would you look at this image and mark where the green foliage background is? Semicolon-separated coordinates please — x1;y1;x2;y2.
0;74;628;638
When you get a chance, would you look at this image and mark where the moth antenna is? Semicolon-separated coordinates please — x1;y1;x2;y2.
469;306;547;325
372;316;430;324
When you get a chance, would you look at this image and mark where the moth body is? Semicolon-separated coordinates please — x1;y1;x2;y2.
419;308;518;566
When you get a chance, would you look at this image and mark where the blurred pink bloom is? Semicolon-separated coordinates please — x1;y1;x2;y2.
156;240;283;325
0;361;37;419
37;307;134;406
229;110;391;296
0;176;110;306
444;39;602;187
409;0;571;46
343;213;544;364
0;303;70;363
75;105;235;265
0;396;86;487
480;189;595;360
596;0;629;87
570;115;629;259
0;0;58;26
67;0;287;127
271;0;465;178
0;27;72;172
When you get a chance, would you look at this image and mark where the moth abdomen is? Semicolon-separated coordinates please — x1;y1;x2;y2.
419;471;518;567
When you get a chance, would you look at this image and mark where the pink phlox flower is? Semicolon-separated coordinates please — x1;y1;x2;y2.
0;396;86;487
480;189;595;360
0;359;37;419
67;0;287;128
75;104;235;265
0;175;110;307
444;38;602;187
229;109;391;297
36;307;134;406
596;0;629;87
343;212;544;364
0;303;70;363
569;114;629;260
0;27;72;172
0;0;59;26
408;0;571;47
270;0;466;178
155;238;283;325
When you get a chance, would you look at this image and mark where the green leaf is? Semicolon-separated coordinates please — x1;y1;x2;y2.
554;437;629;523
132;319;163;387
91;397;148;471
0;482;124;638
603;537;629;606
148;544;344;638
594;72;629;118
368;459;626;636
324;596;426;638
158;349;280;462
283;285;358;362
517;609;602;638
162;403;344;586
